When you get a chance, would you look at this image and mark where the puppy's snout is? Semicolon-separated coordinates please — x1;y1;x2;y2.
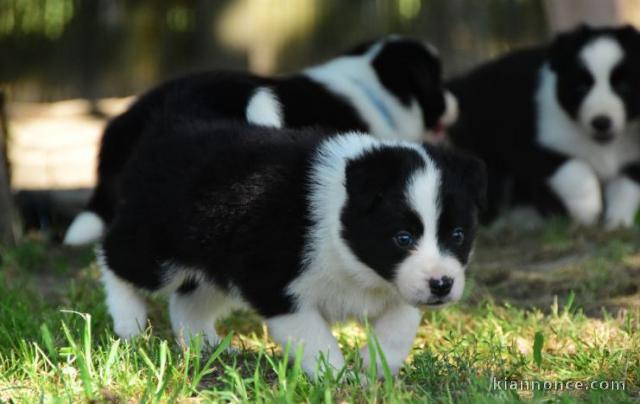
428;276;453;298
591;115;612;133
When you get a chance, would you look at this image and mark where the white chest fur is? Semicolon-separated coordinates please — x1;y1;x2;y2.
293;266;400;323
288;247;402;323
535;66;640;181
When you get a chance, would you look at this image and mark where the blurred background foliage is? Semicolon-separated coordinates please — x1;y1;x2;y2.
0;0;548;103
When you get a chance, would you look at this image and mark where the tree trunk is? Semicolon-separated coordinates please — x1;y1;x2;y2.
0;91;17;245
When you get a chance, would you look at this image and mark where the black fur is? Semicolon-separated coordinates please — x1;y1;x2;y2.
427;145;486;265
340;143;486;278
372;40;445;128
550;25;640;122
101;118;484;317
447;25;640;223
82;37;447;229
341;147;426;281
103;120;323;316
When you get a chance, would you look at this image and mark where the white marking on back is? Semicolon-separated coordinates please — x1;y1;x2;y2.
245;87;283;128
536;65;640;181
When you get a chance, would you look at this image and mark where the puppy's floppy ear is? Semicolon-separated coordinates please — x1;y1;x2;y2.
344;151;387;211
618;24;640;52
460;154;488;211
344;147;424;210
548;24;591;72
423;143;487;210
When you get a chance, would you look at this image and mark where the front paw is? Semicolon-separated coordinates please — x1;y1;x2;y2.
548;159;602;226
359;346;402;378
604;177;640;230
604;209;636;230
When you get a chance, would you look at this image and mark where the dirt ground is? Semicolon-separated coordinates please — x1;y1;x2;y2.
468;221;640;316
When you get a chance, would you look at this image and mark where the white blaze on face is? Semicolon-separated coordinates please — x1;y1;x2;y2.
393;164;466;306
579;37;626;135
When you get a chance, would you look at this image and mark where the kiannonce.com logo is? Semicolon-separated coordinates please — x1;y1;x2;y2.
490;377;626;391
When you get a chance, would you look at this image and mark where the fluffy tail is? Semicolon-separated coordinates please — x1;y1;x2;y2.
63;211;106;246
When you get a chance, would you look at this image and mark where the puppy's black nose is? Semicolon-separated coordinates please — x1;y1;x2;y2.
591;115;612;133
429;276;454;298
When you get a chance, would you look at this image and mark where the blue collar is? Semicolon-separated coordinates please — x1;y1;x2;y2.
350;77;396;130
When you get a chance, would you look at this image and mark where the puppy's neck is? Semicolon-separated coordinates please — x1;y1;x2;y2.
302;47;425;142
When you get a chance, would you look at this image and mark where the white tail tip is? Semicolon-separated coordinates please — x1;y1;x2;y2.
63;211;105;246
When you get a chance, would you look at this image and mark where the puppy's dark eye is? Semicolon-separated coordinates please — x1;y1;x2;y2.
574;72;593;96
393;231;415;249
611;68;631;95
451;227;464;246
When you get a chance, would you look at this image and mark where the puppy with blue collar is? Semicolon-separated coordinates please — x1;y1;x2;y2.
65;36;458;246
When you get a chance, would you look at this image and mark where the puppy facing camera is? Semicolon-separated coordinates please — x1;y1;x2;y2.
98;119;486;377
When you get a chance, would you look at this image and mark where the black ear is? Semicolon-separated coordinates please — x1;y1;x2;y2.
344;152;386;210
462;154;488;211
423;143;487;210
345;147;425;210
618;24;640;51
548;24;591;71
619;23;640;37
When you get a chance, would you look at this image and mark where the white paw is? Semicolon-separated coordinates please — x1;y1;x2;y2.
604;206;636;230
359;346;402;378
173;326;221;348
604;176;640;230
113;318;145;340
548;159;602;226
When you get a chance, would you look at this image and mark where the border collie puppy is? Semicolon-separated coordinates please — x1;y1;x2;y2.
447;25;640;228
64;36;458;246
98;119;485;377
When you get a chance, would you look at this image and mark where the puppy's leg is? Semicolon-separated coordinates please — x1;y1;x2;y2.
547;159;602;225
360;303;421;376
267;310;345;378
604;175;640;229
169;282;222;347
100;265;147;340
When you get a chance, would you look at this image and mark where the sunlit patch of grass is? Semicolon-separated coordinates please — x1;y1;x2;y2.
0;224;639;402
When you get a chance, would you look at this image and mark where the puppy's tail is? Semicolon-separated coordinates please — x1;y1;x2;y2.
63;183;113;246
63;210;105;246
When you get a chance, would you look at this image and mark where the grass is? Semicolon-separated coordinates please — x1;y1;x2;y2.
0;220;639;402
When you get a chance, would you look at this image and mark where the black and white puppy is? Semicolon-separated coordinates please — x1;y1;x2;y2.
64;36;458;245
98;118;485;377
447;25;640;228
